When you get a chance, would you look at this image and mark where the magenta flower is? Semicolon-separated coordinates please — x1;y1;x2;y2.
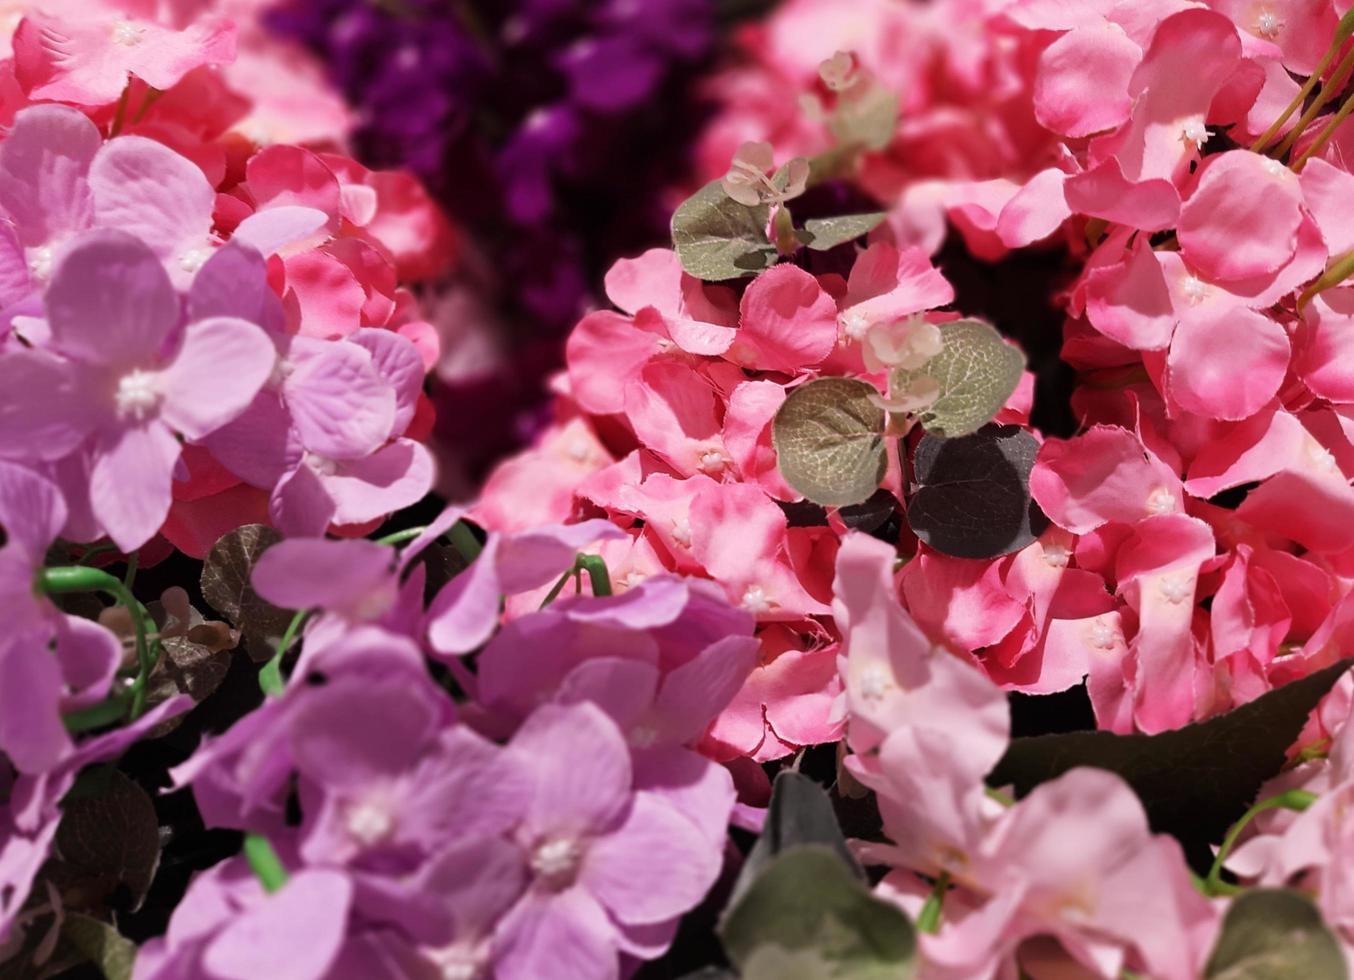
0;230;274;550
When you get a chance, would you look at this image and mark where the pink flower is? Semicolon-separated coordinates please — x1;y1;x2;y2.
13;6;236;107
2;230;273;550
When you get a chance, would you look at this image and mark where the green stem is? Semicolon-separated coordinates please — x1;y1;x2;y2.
243;834;288;893
259;609;309;697
539;554;614;607
38;566;157;720
73;542;117;566
1293;83;1354;172
1297;247;1354;310
576;554;612;597
122;551;138;591
375;525;425;547
448;520;483;563
1252;38;1343;152
1205;789;1318;895
1273;41;1354;160
984;786;1015;807
63;694;133;733
109;87;130;137
539;568;574;608
917;870;951;934
131;87;161;125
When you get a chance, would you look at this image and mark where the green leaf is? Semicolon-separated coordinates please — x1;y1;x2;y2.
720;846;916;980
894;319;1025;438
671;180;776;281
731;772;862;906
773;378;887;508
987;657;1354;848
61;914;137;980
907;425;1048;559
1205;890;1346;979
201;524;293;661
796;212;886;251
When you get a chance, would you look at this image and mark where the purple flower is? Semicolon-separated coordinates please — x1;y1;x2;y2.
0;463;120;773
0;230;275;551
496;702;724;980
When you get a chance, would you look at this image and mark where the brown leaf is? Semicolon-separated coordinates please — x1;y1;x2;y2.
52;771;160;914
200;525;292;661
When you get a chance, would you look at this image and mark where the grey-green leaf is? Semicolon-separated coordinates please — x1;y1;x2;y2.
1205;890;1347;979
797;212;886;251
61;914;137;980
720;846;916;980
829;86;899;151
671;180;776;281
894;319;1024;437
773;378;887;507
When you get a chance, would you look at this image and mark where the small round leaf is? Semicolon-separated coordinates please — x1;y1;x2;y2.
773;378;887;508
894;319;1025;437
797;213;886;251
720;846;916;980
671;180;777;281
1205;889;1346;979
907;425;1048;559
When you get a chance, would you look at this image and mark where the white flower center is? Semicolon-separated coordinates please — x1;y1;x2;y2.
1262;157;1289;178
344;797;395;847
268;356;294;390
740;585;774;614
26;245;53;281
1310;444;1338;472
115;369;162;421
620;570;646;590
1042;543;1071;568
530;837;583;889
425;940;486;980
1146;486;1177;515
670;518;692;548
698;450;728;475
841;311;871;342
1181;275;1208;305
1255;9;1283;37
566;439;592;463
1180;119;1208;150
305;453;338;477
177;246;211;274
858;665;893;702
629;724;659;748
1088;619;1121;650
1157;573;1192;604
111;20;146;45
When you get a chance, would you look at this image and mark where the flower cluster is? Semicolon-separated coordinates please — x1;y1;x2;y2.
10;0;1354;977
138;512;757;979
474;238;1004;761
836;532;1218;978
0;0;456;559
264;0;721;486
